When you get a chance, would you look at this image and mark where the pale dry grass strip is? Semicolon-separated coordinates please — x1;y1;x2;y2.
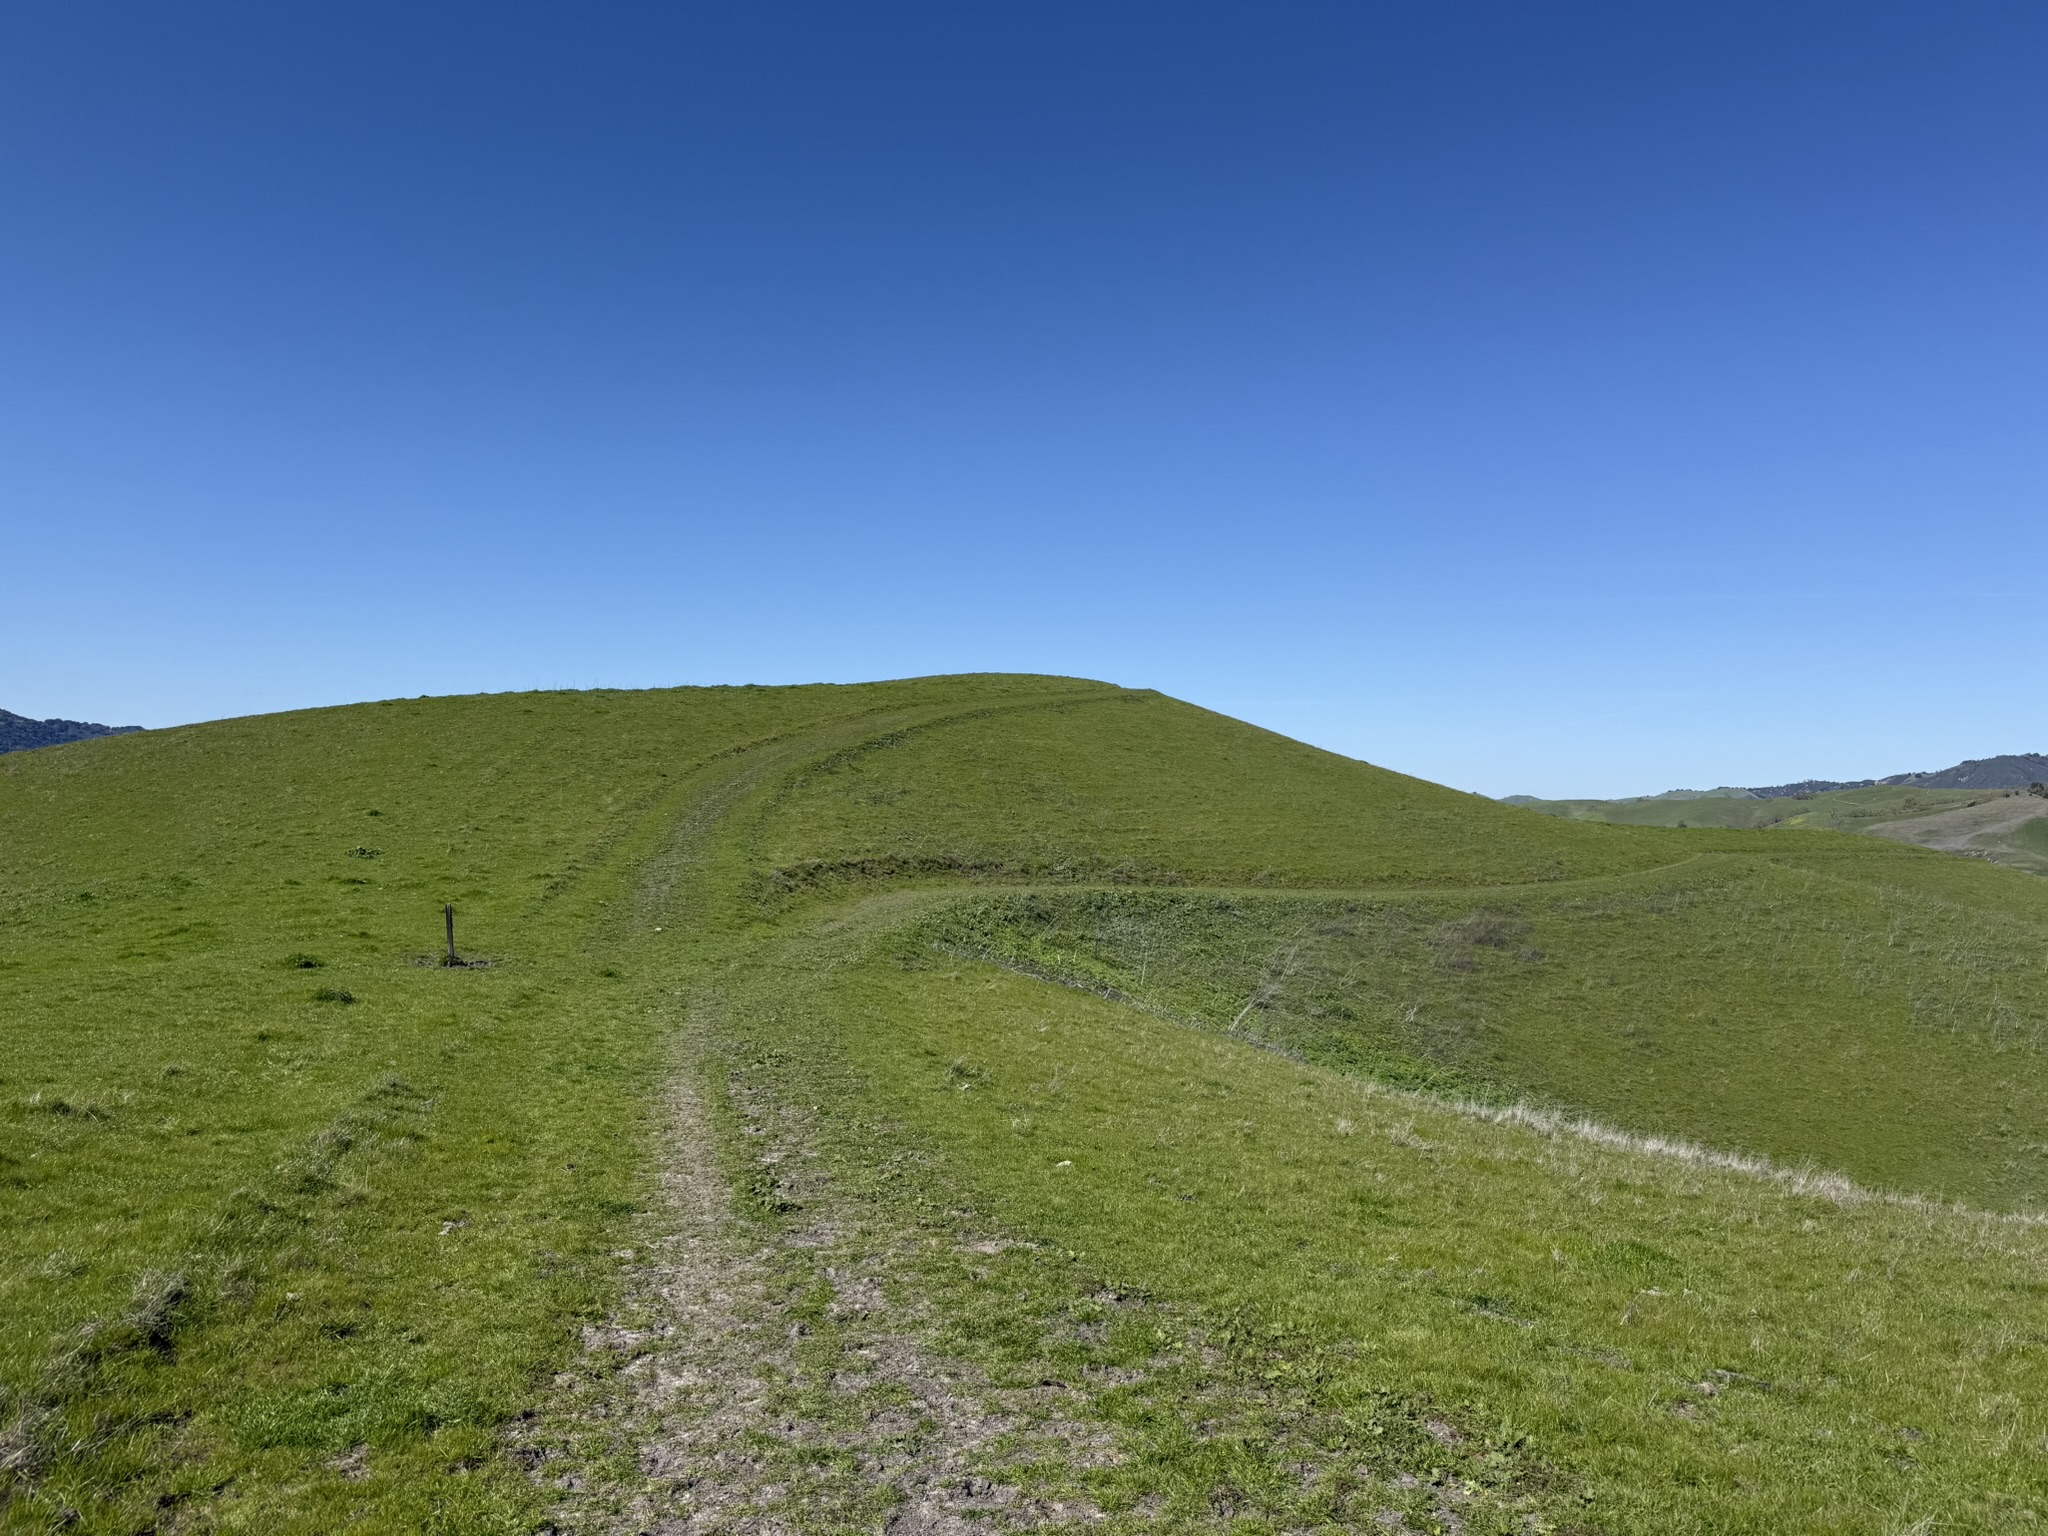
1363;1080;2048;1227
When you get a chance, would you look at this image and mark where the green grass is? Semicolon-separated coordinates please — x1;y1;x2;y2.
707;920;2048;1532
751;690;1697;891
918;861;2048;1209
0;676;1097;1530
6;677;2048;1531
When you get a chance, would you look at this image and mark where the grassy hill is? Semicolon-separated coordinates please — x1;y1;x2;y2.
5;680;2048;1532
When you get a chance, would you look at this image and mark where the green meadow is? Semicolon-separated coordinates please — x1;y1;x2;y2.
5;679;2048;1532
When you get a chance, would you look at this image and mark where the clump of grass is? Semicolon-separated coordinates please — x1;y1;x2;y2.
1432;911;1529;949
23;1092;106;1120
944;1057;982;1090
311;986;354;1004
120;1269;190;1355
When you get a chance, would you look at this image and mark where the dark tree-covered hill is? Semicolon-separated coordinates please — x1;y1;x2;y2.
0;709;143;754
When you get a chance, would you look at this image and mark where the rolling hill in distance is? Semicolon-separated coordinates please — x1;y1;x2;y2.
1502;750;2048;807
1507;755;2048;879
6;678;2048;1532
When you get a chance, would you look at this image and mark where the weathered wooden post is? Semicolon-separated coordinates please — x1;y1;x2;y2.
444;903;458;967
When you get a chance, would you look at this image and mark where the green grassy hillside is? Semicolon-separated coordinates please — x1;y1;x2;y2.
752;693;1691;890
5;679;2048;1533
920;861;2048;1209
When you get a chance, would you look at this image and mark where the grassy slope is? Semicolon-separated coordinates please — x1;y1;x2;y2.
754;695;2048;1201
754;692;1698;890
721;929;2048;1533
921;860;2048;1208
0;676;1101;1530
6;679;2048;1532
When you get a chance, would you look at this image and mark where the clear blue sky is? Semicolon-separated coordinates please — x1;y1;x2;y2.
5;2;2043;798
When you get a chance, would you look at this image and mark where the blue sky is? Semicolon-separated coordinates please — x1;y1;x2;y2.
4;2;2043;798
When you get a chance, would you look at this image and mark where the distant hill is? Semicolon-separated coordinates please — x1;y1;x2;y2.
0;709;142;754
1512;751;2048;807
1507;763;2048;879
1745;777;1874;799
1643;785;1755;800
1884;752;2048;790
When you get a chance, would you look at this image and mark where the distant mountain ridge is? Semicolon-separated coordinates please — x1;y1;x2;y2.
1745;754;2048;799
1887;753;2048;791
1505;752;2048;806
0;709;143;755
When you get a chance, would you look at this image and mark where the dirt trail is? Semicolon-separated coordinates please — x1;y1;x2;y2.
543;1004;1116;1535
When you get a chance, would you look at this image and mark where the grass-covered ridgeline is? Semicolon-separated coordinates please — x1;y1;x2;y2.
5;677;2047;1532
752;692;1699;892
